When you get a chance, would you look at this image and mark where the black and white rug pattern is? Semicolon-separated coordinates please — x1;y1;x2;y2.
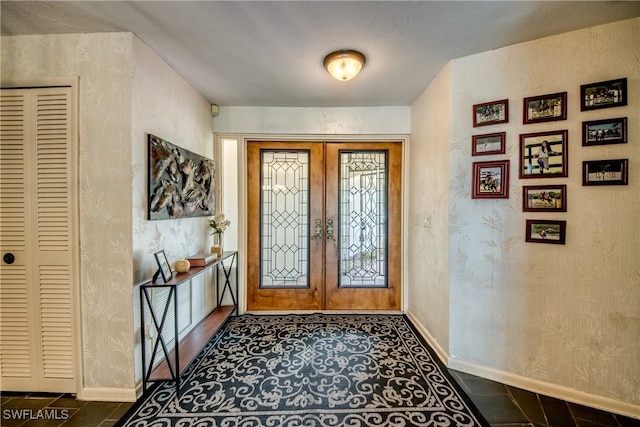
120;314;488;426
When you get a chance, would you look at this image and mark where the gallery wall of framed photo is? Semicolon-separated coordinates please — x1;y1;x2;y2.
470;77;629;245
426;18;639;414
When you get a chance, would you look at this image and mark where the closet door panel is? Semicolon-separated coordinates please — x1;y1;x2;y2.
34;90;75;388
0;87;77;392
0;90;38;390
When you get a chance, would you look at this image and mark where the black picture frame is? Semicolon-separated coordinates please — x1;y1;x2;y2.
582;117;627;146
582;159;629;186
471;160;510;199
526;220;566;245
519;130;568;178
153;250;173;283
523;92;567;124
580;78;627;111
473;99;509;127
472;132;506;156
522;185;567;212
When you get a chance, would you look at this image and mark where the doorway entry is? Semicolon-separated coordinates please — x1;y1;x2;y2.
246;141;402;311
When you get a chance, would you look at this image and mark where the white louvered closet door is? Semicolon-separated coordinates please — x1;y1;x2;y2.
0;87;78;393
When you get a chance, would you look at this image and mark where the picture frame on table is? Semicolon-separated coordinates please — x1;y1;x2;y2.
519;130;568;178
473;99;509;127
472;132;506;156
582;159;628;186
471;160;510;199
580;78;627;111
153;250;173;283
525;220;566;245
523;92;567;124
522;184;567;212
582;117;627;146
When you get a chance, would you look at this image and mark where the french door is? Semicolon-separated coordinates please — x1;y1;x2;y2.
247;141;402;311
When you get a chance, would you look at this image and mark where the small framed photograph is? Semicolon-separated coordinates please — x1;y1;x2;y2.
472;160;510;199
526;220;566;245
472;132;506;156
153;250;173;283
582;159;628;186
522;185;567;212
580;78;627;111
519;130;568;178
473;99;509;127
523;92;567;124
582;117;627;146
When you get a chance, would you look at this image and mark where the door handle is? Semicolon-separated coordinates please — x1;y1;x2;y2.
326;218;335;241
3;253;15;265
312;219;323;240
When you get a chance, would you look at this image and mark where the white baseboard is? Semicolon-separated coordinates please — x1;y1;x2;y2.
449;357;640;420
405;312;449;365
77;387;137;402
405;311;639;420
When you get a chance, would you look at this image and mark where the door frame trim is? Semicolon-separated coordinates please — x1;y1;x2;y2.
216;133;410;315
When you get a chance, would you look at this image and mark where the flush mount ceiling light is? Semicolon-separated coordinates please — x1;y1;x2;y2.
323;49;366;81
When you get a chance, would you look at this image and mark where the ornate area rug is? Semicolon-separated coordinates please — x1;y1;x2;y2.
118;314;488;426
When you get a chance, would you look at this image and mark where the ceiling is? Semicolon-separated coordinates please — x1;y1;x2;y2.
2;1;639;107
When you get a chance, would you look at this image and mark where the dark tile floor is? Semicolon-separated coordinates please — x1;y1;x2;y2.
2;376;638;427
0;392;133;427
448;369;640;427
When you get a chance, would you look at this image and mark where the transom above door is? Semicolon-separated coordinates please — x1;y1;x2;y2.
247;141;402;311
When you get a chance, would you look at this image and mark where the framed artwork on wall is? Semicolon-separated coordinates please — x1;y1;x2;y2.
580;78;627;111
473;99;509;127
471;132;506;156
148;134;215;220
519;130;568;178
523;92;567;124
582;117;627;146
525;220;566;245
522;185;567;212
471;160;510;199
582;159;628;186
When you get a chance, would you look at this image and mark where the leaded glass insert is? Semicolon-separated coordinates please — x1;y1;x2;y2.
260;150;309;288
339;151;387;288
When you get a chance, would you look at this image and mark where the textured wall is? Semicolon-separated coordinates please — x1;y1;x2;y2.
2;33;135;389
131;36;213;284
1;33;215;393
407;63;452;355
130;36;215;385
213;106;410;135
409;18;639;406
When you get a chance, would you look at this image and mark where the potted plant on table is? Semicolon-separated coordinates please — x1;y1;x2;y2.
209;214;231;257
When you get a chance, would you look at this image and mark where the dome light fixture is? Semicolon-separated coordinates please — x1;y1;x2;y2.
323;49;366;81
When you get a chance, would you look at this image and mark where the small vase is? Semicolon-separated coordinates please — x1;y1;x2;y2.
210;233;223;257
174;258;191;273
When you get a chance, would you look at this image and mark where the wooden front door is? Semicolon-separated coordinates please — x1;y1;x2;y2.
247;141;402;311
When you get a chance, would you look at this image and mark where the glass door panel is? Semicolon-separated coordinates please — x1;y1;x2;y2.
339;151;388;288
260;150;310;288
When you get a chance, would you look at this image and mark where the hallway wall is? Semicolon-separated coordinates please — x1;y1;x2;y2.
410;17;640;414
2;32;215;400
2;33;135;396
407;63;453;359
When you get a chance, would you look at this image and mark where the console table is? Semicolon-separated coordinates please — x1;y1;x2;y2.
139;251;238;396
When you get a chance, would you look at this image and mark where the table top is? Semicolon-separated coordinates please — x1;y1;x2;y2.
143;251;237;288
